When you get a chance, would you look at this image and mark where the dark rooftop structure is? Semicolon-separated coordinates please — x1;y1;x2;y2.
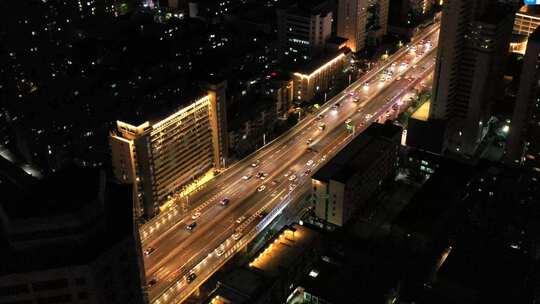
406;118;445;154
294;48;350;75
392;159;474;241
0;166;137;274
314;122;402;183
284;0;331;16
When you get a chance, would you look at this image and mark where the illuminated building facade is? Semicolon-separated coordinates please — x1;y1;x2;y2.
514;5;540;37
292;51;350;102
337;0;390;52
505;27;540;172
109;82;228;219
277;1;333;63
511;5;540;54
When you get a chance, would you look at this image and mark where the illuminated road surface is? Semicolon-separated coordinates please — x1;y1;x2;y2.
142;23;440;304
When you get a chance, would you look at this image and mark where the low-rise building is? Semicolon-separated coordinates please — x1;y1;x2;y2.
292;49;351;102
312;123;402;227
204;224;321;304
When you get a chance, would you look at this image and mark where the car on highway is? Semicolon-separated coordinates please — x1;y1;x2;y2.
242;174;252;180
232;232;242;240
345;119;352;124
236;216;246;224
306;138;313;145
256;172;268;180
353;97;361;103
144;247;155;256
318;123;326;130
191;212;201;220
303;169;312;176
251;159;260;167
288;174;297;181
257;185;266;192
365;114;373;121
186;222;197;231
186;273;197;283
148;278;157;288
316;114;325;120
215;248;225;256
284;170;293;178
363;82;370;89
219;198;230;206
306;160;314;166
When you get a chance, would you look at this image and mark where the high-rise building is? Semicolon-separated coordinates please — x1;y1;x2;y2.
430;0;515;156
311;123;401;227
277;1;333;63
109;81;228;219
336;0;390;52
511;5;540;54
505;27;540;171
0;166;146;304
514;5;540;37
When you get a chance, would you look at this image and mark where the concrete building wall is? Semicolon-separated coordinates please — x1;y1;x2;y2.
292;52;348;102
430;0;514;156
337;0;389;52
277;5;333;61
506;28;540;169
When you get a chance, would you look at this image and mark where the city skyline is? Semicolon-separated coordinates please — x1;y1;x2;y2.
1;1;539;303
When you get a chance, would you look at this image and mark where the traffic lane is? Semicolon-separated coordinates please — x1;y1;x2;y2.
146;141;310;288
153;26;442;302
144;25;440;237
144;177;261;274
151;57;438;302
145;118;318;277
146;26;440;284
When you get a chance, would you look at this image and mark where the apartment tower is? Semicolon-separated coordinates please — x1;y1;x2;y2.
336;0;390;52
109;81;228;219
430;0;515;156
277;0;333;62
505;27;540;171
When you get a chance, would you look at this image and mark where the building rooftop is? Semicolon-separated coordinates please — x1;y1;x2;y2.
294;49;349;76
327;36;348;45
518;4;540;16
250;224;320;277
284;0;331;17
1;167;103;219
313;123;401;183
117;85;206;127
0;167;135;275
406;118;445;154
392;160;474;239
